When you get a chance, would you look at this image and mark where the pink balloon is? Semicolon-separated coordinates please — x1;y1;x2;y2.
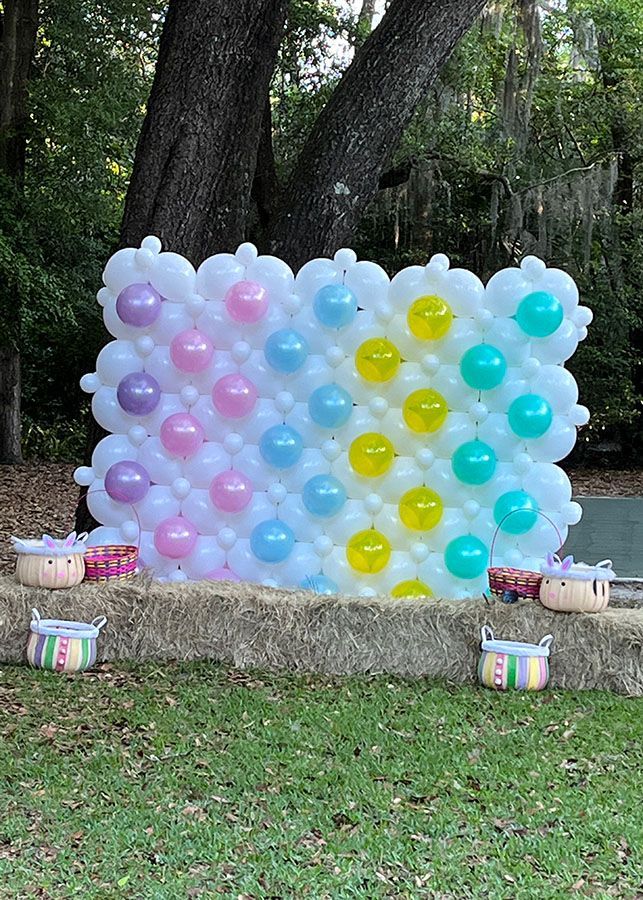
154;515;198;559
170;328;214;373
212;374;257;418
209;470;253;513
160;413;204;458
206;567;241;583
224;280;268;323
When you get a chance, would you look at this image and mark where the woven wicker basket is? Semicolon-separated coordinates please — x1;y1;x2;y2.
84;544;138;582
487;510;562;603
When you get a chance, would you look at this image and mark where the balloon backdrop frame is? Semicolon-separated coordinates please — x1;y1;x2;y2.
75;237;591;598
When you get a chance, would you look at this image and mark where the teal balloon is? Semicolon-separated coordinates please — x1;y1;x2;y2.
508;394;553;439
494;490;539;534
452;440;497;485
516;291;563;337
460;344;507;390
445;535;488;580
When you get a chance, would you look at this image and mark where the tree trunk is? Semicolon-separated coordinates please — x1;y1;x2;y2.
268;0;486;269
119;0;289;262
0;0;39;464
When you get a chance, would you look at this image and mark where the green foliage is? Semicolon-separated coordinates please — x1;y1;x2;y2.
2;664;643;896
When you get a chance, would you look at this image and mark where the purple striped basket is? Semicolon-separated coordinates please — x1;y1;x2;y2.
27;608;106;673
478;625;553;692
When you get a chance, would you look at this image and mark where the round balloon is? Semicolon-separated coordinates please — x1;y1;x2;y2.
250;519;295;563
170;328;214;373
403;389;448;433
104;460;150;503
116;372;161;416
160;412;205;458
355;338;401;383
301;574;339;594
259;425;303;469
399;486;443;531
407;295;452;340
308;384;353;428
349;433;395;477
212;374;257;418
264;329;308;373
452;440;496;485
346;529;391;574
116;283;162;327
154;515;198;559
302;474;347;517
391;579;433;598
444;535;488;579
508;394;553;439
209;470;253;513
313;284;357;329
516;291;563;337
459;344;507;390
493;490;539;534
225;280;268;323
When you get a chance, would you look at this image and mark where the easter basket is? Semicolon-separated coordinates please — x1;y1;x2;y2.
78;490;140;583
478;625;553;692
27;608;107;672
11;532;88;588
487;510;562;604
540;554;615;613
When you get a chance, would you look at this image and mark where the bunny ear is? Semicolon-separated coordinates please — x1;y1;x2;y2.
561;555;574;572
546;552;555;567
63;531;77;548
42;534;57;549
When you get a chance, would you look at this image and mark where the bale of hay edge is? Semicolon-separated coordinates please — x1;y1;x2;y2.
0;576;642;695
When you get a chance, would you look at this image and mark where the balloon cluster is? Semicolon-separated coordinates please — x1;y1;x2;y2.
76;237;590;597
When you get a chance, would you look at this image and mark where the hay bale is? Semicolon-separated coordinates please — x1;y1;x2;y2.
0;575;642;695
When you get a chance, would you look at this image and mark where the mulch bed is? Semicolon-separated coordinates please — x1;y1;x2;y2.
1;462;642;576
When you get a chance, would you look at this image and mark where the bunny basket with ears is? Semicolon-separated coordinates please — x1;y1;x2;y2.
11;531;89;557
540;553;615;582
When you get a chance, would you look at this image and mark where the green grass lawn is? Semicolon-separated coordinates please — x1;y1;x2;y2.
1;664;642;899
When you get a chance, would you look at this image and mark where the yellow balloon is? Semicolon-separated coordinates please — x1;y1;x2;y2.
391;579;434;599
346;529;391;574
403;389;448;433
407;294;453;340
355;337;400;382
349;432;395;477
399;486;443;531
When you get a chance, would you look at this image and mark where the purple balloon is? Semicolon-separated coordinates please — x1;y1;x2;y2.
105;460;151;503
116;283;162;327
117;371;161;416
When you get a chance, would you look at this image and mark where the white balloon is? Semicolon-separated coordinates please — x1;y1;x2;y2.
134;485;180;531
137;437;182;484
103;248;141;294
484;266;530;317
92;387;131;434
149;251;196;301
180;537;226;579
531;365;579;413
96;341;140;386
91;434;136;477
196;253;245;299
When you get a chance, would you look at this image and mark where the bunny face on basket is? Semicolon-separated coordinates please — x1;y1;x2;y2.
75;238;590;598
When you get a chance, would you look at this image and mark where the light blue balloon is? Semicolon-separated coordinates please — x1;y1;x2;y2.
313;284;357;329
300;574;339;595
308;384;353;428
302;474;347;518
264;329;309;374
460;344;507;390
250;519;295;563
515;291;563;337
445;535;488;580
452;440;497;485
508;394;553;439
259;425;303;469
494;490;539;534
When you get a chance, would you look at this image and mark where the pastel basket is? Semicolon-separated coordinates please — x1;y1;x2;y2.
478;625;553;692
83;544;138;582
27;608;107;673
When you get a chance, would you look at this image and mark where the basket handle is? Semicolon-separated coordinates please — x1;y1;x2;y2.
31;608;41;624
489;509;563;568
91;615;107;631
481;625;494;643
76;489;142;550
539;634;554;649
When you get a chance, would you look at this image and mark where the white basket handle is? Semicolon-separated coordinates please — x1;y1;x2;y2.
481;625;494;643
595;559;613;570
91;616;107;631
31;608;41;623
539;634;554;649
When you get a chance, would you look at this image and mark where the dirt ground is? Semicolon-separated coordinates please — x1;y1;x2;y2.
0;463;642;575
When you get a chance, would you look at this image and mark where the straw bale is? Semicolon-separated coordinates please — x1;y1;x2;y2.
0;575;641;695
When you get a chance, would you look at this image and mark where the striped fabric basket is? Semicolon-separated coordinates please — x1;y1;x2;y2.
487;509;562;603
27;608;106;673
84;544;138;582
478;625;553;692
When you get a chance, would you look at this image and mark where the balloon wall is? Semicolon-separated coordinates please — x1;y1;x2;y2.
75;237;591;598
